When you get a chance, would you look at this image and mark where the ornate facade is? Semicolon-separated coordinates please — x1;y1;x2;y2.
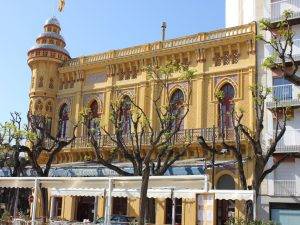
28;17;256;224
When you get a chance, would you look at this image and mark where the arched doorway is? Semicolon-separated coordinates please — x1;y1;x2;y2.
216;174;236;225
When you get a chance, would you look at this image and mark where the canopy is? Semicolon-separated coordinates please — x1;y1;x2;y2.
51;188;105;197
0;163;205;177
0;175;207;191
0;175;258;224
50;187;204;199
211;190;255;201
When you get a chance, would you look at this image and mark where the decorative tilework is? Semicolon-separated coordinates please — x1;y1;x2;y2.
85;73;107;85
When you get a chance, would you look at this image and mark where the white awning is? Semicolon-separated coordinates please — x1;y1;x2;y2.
211;190;255;201
0;179;35;188
0;175;206;189
50;188;204;199
51;188;105;197
111;188;203;199
174;189;204;199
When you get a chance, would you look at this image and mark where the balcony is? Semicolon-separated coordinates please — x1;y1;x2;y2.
274;180;296;196
275;129;300;152
270;0;300;22
266;84;300;108
56;128;244;149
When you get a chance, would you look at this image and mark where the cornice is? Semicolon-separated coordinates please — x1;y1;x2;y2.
58;22;256;73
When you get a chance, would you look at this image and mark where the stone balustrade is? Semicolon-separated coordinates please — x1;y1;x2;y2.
61;23;255;68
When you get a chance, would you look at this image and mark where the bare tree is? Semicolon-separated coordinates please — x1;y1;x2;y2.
257;10;300;85
0;112;77;222
198;84;297;220
81;61;195;225
0;112;28;217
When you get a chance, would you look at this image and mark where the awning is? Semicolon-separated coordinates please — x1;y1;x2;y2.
0;162;205;177
51;188;105;197
0;179;35;188
0;175;207;190
108;188;203;199
211;190;255;201
50;188;204;199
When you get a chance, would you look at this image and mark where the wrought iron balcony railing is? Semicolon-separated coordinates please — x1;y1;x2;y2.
53;127;243;149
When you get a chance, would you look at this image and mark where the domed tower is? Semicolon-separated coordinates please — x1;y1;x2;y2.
28;17;70;129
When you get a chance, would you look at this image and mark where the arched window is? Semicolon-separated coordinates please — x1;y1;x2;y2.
88;100;100;137
119;96;131;134
35;100;43;112
45;101;53;133
217;174;235;190
38;77;43;88
58;104;69;138
29;101;33;113
90;100;99;118
45;101;53;113
31;77;35;89
49;78;54;89
219;83;235;129
170;89;184;131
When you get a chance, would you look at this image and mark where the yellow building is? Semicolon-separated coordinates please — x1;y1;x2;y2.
27;17;256;224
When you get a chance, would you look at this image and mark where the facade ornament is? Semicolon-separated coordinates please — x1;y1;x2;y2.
83;92;104;113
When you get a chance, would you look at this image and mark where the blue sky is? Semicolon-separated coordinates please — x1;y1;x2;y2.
0;0;225;123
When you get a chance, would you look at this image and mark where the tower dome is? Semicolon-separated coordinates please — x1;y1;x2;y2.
27;17;70;63
44;17;60;27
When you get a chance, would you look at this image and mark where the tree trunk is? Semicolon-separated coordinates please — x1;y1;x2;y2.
40;188;48;223
8;189;16;216
246;156;264;222
138;165;150;225
245;200;253;222
13;188;20;218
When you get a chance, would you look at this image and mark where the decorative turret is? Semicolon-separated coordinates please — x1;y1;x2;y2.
28;17;70;129
28;17;70;63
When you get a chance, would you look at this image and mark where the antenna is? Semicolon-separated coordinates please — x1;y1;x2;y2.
161;22;167;41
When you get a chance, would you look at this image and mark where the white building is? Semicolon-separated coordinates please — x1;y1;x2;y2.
226;0;300;224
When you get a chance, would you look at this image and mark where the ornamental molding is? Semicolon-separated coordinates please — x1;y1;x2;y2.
83;92;104;113
57;96;73;113
214;74;238;87
115;88;136;100
168;81;189;103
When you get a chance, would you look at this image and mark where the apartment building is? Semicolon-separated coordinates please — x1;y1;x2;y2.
226;0;300;224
